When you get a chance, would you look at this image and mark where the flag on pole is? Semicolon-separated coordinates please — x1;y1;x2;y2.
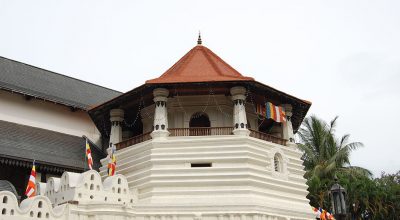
86;138;93;170
256;103;266;116
25;160;36;198
312;207;335;220
256;102;286;123
108;143;117;176
266;102;286;123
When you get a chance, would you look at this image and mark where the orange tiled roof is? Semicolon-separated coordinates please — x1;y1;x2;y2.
146;45;254;84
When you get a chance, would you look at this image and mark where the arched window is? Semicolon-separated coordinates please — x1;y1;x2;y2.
274;153;282;172
189;112;210;128
189;112;210;136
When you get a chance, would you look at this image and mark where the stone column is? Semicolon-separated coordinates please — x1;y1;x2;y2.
230;86;250;136
110;109;124;145
281;104;295;144
151;88;170;139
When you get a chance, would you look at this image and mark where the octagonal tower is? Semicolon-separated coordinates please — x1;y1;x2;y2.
89;37;313;220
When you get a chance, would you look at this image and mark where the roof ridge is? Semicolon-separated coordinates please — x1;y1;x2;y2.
201;46;225;76
0;56;122;94
171;46;197;77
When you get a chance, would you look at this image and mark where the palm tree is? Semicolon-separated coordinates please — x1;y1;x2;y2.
297;115;370;208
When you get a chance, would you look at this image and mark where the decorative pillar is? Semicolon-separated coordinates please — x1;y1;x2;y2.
151;88;170;139
281;104;295;144
110;108;124;145
230;86;250;136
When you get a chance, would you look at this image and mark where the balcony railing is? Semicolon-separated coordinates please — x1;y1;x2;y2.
169;127;233;137
116;127;287;150
249;129;287;146
116;131;152;150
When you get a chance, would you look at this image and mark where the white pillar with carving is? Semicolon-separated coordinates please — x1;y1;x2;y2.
110;108;124;145
281;104;295;145
151;88;170;139
230;86;250;136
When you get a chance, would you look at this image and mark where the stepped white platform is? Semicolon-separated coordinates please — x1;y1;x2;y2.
99;134;314;220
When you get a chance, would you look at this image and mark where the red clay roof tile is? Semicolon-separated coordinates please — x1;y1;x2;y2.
146;45;254;84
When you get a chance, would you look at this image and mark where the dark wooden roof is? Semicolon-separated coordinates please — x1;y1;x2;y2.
0;120;105;171
0;56;122;110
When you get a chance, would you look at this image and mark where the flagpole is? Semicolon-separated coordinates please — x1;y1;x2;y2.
84;137;87;172
107;142;112;176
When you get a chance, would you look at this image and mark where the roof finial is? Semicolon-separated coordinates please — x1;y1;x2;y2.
197;31;202;45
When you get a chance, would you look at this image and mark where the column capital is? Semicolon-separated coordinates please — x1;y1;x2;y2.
110;108;124;122
153;88;169;102
230;86;246;101
153;88;169;98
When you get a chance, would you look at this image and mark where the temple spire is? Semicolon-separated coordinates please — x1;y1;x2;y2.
197;31;202;45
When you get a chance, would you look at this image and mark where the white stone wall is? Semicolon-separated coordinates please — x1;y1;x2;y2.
0;90;102;144
99;135;314;220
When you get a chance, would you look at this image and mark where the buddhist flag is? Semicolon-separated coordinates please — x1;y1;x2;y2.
25;160;36;198
256;103;266;116
312;207;335;220
108;143;117;176
312;207;321;217
86;138;93;170
266;102;286;123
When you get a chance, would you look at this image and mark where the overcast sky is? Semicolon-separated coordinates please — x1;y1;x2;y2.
1;0;399;176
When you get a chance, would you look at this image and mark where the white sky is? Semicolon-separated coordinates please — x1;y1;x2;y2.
1;0;399;176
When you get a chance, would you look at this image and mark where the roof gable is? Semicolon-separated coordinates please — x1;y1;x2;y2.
146;45;254;84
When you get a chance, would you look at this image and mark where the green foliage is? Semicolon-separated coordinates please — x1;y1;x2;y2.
341;171;400;219
297;115;400;219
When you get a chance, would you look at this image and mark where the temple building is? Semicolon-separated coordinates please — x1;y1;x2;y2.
0;37;314;219
0;56;121;197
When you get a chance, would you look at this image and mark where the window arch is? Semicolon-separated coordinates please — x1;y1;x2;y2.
274;153;283;172
189;112;211;136
189;112;210;128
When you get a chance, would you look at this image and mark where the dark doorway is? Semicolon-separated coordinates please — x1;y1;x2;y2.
189;112;210;136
